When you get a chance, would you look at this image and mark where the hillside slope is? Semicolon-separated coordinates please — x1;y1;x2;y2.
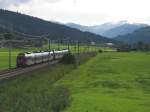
0;9;116;43
65;23;89;32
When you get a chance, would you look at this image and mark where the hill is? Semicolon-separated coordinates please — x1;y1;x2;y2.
0;9;116;43
65;23;89;32
115;26;150;44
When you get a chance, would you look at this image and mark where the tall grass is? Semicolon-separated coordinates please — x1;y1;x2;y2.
0;52;96;112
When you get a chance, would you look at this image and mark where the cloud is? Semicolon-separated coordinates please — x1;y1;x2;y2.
4;0;150;25
0;0;30;8
45;0;63;3
0;0;64;8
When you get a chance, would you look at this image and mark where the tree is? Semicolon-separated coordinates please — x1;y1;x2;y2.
4;33;14;40
117;44;132;52
144;44;150;51
137;41;144;51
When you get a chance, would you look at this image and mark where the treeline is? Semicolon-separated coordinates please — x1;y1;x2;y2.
117;41;150;52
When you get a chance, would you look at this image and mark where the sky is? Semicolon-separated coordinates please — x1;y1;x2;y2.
0;0;150;26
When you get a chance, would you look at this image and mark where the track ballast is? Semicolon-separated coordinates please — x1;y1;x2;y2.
0;60;58;80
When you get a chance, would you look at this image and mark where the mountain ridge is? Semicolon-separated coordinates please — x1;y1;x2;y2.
114;26;150;44
65;21;147;38
102;23;147;38
0;9;117;43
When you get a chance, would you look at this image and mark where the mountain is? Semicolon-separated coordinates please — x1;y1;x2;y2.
66;21;125;35
114;26;150;44
89;21;128;35
0;9;117;43
66;21;147;38
65;23;89;32
102;23;147;38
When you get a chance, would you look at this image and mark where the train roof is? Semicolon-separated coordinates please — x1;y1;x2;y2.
54;50;69;53
18;50;69;57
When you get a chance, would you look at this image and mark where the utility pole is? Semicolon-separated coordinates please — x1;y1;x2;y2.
48;39;51;51
88;43;90;52
95;43;97;52
62;39;65;49
57;40;59;50
77;41;80;55
48;39;50;65
52;40;54;50
8;24;13;69
8;40;12;69
74;41;76;53
40;37;43;51
67;40;70;50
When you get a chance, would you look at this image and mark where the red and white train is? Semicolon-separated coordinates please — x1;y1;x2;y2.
16;50;69;67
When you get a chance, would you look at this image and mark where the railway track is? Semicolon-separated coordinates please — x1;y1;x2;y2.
0;60;59;80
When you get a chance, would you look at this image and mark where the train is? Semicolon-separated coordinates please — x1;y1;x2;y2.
16;49;69;67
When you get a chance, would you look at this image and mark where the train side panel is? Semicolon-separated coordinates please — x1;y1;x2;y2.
16;50;69;67
24;54;35;66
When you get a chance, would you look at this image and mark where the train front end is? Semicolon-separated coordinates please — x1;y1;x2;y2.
16;53;27;67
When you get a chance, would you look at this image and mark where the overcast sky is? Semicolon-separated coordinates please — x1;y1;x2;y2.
1;0;150;26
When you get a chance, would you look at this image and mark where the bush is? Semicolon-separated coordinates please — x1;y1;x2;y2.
50;86;70;112
98;49;103;53
60;52;75;64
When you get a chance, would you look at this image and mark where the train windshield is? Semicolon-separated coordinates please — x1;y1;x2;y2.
17;56;23;62
17;54;26;64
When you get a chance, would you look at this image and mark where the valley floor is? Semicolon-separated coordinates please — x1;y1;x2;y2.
57;52;150;112
0;52;150;112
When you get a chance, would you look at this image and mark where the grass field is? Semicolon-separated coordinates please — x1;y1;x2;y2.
56;52;150;112
0;52;150;112
0;51;18;70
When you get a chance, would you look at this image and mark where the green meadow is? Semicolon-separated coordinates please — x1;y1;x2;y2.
0;51;18;70
0;52;150;112
57;52;150;112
